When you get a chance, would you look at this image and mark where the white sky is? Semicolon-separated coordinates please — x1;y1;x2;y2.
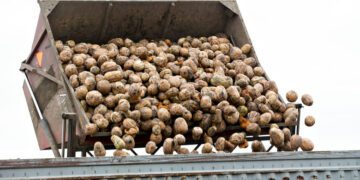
0;0;359;159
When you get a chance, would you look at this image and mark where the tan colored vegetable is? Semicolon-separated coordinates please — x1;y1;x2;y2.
240;44;252;54
85;123;98;135
86;90;104;106
290;135;302;150
229;132;245;145
305;115;315;127
286;90;298;102
111;126;122;136
300;138;314;151
145;141;157;154
301;94;313;106
173;117;188;134
251;140;265;152
111;135;126;150
113;150;129;157
94;141;106;157
269;127;284;147
163;138;174;154
201;143;213;154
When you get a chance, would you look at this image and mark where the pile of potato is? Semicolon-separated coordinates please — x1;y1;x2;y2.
56;35;315;157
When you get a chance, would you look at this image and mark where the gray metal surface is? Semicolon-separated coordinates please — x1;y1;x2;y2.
1;151;360;179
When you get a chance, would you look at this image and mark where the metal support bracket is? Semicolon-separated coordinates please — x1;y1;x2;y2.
62;112;77;157
20;62;63;87
295;103;303;135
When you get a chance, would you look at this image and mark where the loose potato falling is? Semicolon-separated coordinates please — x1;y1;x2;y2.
301;94;314;106
57;36;315;155
305;115;315;127
300;138;314;151
286;90;298;102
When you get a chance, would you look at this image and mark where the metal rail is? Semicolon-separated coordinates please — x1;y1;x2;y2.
1;151;360;179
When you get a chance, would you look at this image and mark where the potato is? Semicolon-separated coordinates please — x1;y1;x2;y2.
269;128;284;147
111;126;122;136
111;135;125;150
110;112;122;123
201;142;213;154
305;115;315;127
251;140;265;152
229;132;245;145
96;80;111;95
140;107;153;120
150;133;163;144
290;135;302;150
86;90;104;106
282;128;291;142
246;123;261;135
94;141;106;157
259;112;272;126
300;138;314;151
85;123;98;135
95;117;109;129
117;99;130;112
59;36;316;154
229;47;242;60
104;71;122;82
78;71;95;84
65;64;78;77
123;135;135;150
163;138;174;154
224;140;236;152
59;49;73;63
240;43;252;54
84;57;97;69
192;127;203;141
215;137;226;151
94;104;107;115
75;85;88;100
69;74;79;88
111;82;124;95
301;94;313;106
174;117;188;134
286;90;298;102
174;134;186;146
122;118;137;129
55;40;64;52
223;105;239;124
113;150;129;157
145;141;157;154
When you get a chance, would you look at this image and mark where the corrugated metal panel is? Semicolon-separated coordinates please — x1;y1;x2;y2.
1;151;360;179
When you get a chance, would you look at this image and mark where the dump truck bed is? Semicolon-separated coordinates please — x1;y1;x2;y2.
1;150;360;179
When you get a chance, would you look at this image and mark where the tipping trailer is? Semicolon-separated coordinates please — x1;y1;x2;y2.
11;0;360;180
20;0;303;158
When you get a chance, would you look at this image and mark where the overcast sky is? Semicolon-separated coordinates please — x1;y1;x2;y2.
0;0;359;159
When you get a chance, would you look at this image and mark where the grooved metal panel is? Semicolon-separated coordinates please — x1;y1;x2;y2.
1;151;360;179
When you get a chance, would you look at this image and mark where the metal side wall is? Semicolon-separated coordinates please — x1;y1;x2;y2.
0;151;360;179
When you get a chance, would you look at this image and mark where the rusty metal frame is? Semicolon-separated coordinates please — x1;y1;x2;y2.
23;78;61;158
20;63;63;86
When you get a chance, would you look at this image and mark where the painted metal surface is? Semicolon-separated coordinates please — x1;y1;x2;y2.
0;151;360;179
